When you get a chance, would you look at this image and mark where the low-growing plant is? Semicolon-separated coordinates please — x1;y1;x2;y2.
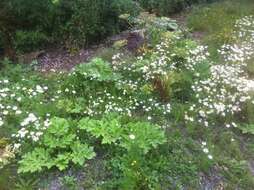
79;114;123;145
220;159;254;189
63;58;122;96
15;178;38;190
246;98;254;124
95;47;123;63
238;124;254;135
60;176;78;190
121;12;179;47
105;128;201;190
187;0;254;58
18;117;95;173
78;114;166;153
247;61;254;76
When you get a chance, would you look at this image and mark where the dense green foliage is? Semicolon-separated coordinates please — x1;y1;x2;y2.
0;0;219;59
0;0;52;59
1;0;254;190
18;117;95;173
0;0;139;58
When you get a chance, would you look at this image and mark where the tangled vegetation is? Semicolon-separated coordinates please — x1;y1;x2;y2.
1;0;254;190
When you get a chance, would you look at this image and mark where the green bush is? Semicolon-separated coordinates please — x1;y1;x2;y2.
53;0;140;49
0;0;54;59
15;31;49;53
0;0;140;57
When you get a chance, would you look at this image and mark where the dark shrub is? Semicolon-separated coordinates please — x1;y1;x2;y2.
53;0;140;49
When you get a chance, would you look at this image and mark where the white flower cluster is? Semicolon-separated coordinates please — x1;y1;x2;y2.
0;75;61;151
219;42;254;64
83;89;171;118
186;16;254;128
0;75;60;131
235;16;254;40
141;38;209;80
0;82;23;128
186;45;210;71
0;145;15;168
66;52;174;118
190;64;252;124
0;118;3;127
219;16;254;64
110;33;213;121
112;33;210;83
112;53;128;71
201;141;213;160
12;113;51;147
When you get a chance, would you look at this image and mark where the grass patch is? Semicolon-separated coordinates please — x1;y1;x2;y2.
187;0;254;58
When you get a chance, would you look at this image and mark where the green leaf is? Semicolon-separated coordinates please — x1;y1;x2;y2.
54;153;71;171
78;114;123;144
43;133;76;149
43;117;76;148
75;58;122;82
18;148;52;173
238;124;254;135
47;117;70;136
120;122;166;154
71;141;96;165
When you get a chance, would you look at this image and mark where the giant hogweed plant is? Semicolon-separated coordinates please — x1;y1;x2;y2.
63;58;122;96
18;114;166;174
18;117;95;173
78;114;168;189
78;114;166;154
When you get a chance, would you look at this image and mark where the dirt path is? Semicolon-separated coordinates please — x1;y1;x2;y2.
34;30;142;72
37;48;96;72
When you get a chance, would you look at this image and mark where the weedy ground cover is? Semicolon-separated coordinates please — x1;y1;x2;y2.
1;2;254;189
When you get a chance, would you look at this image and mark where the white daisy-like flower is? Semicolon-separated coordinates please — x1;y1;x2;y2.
129;134;136;140
203;148;209;153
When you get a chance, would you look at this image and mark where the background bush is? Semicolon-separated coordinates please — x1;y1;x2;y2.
0;0;140;57
0;0;53;60
0;0;220;58
53;0;140;48
14;31;50;53
137;0;218;16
